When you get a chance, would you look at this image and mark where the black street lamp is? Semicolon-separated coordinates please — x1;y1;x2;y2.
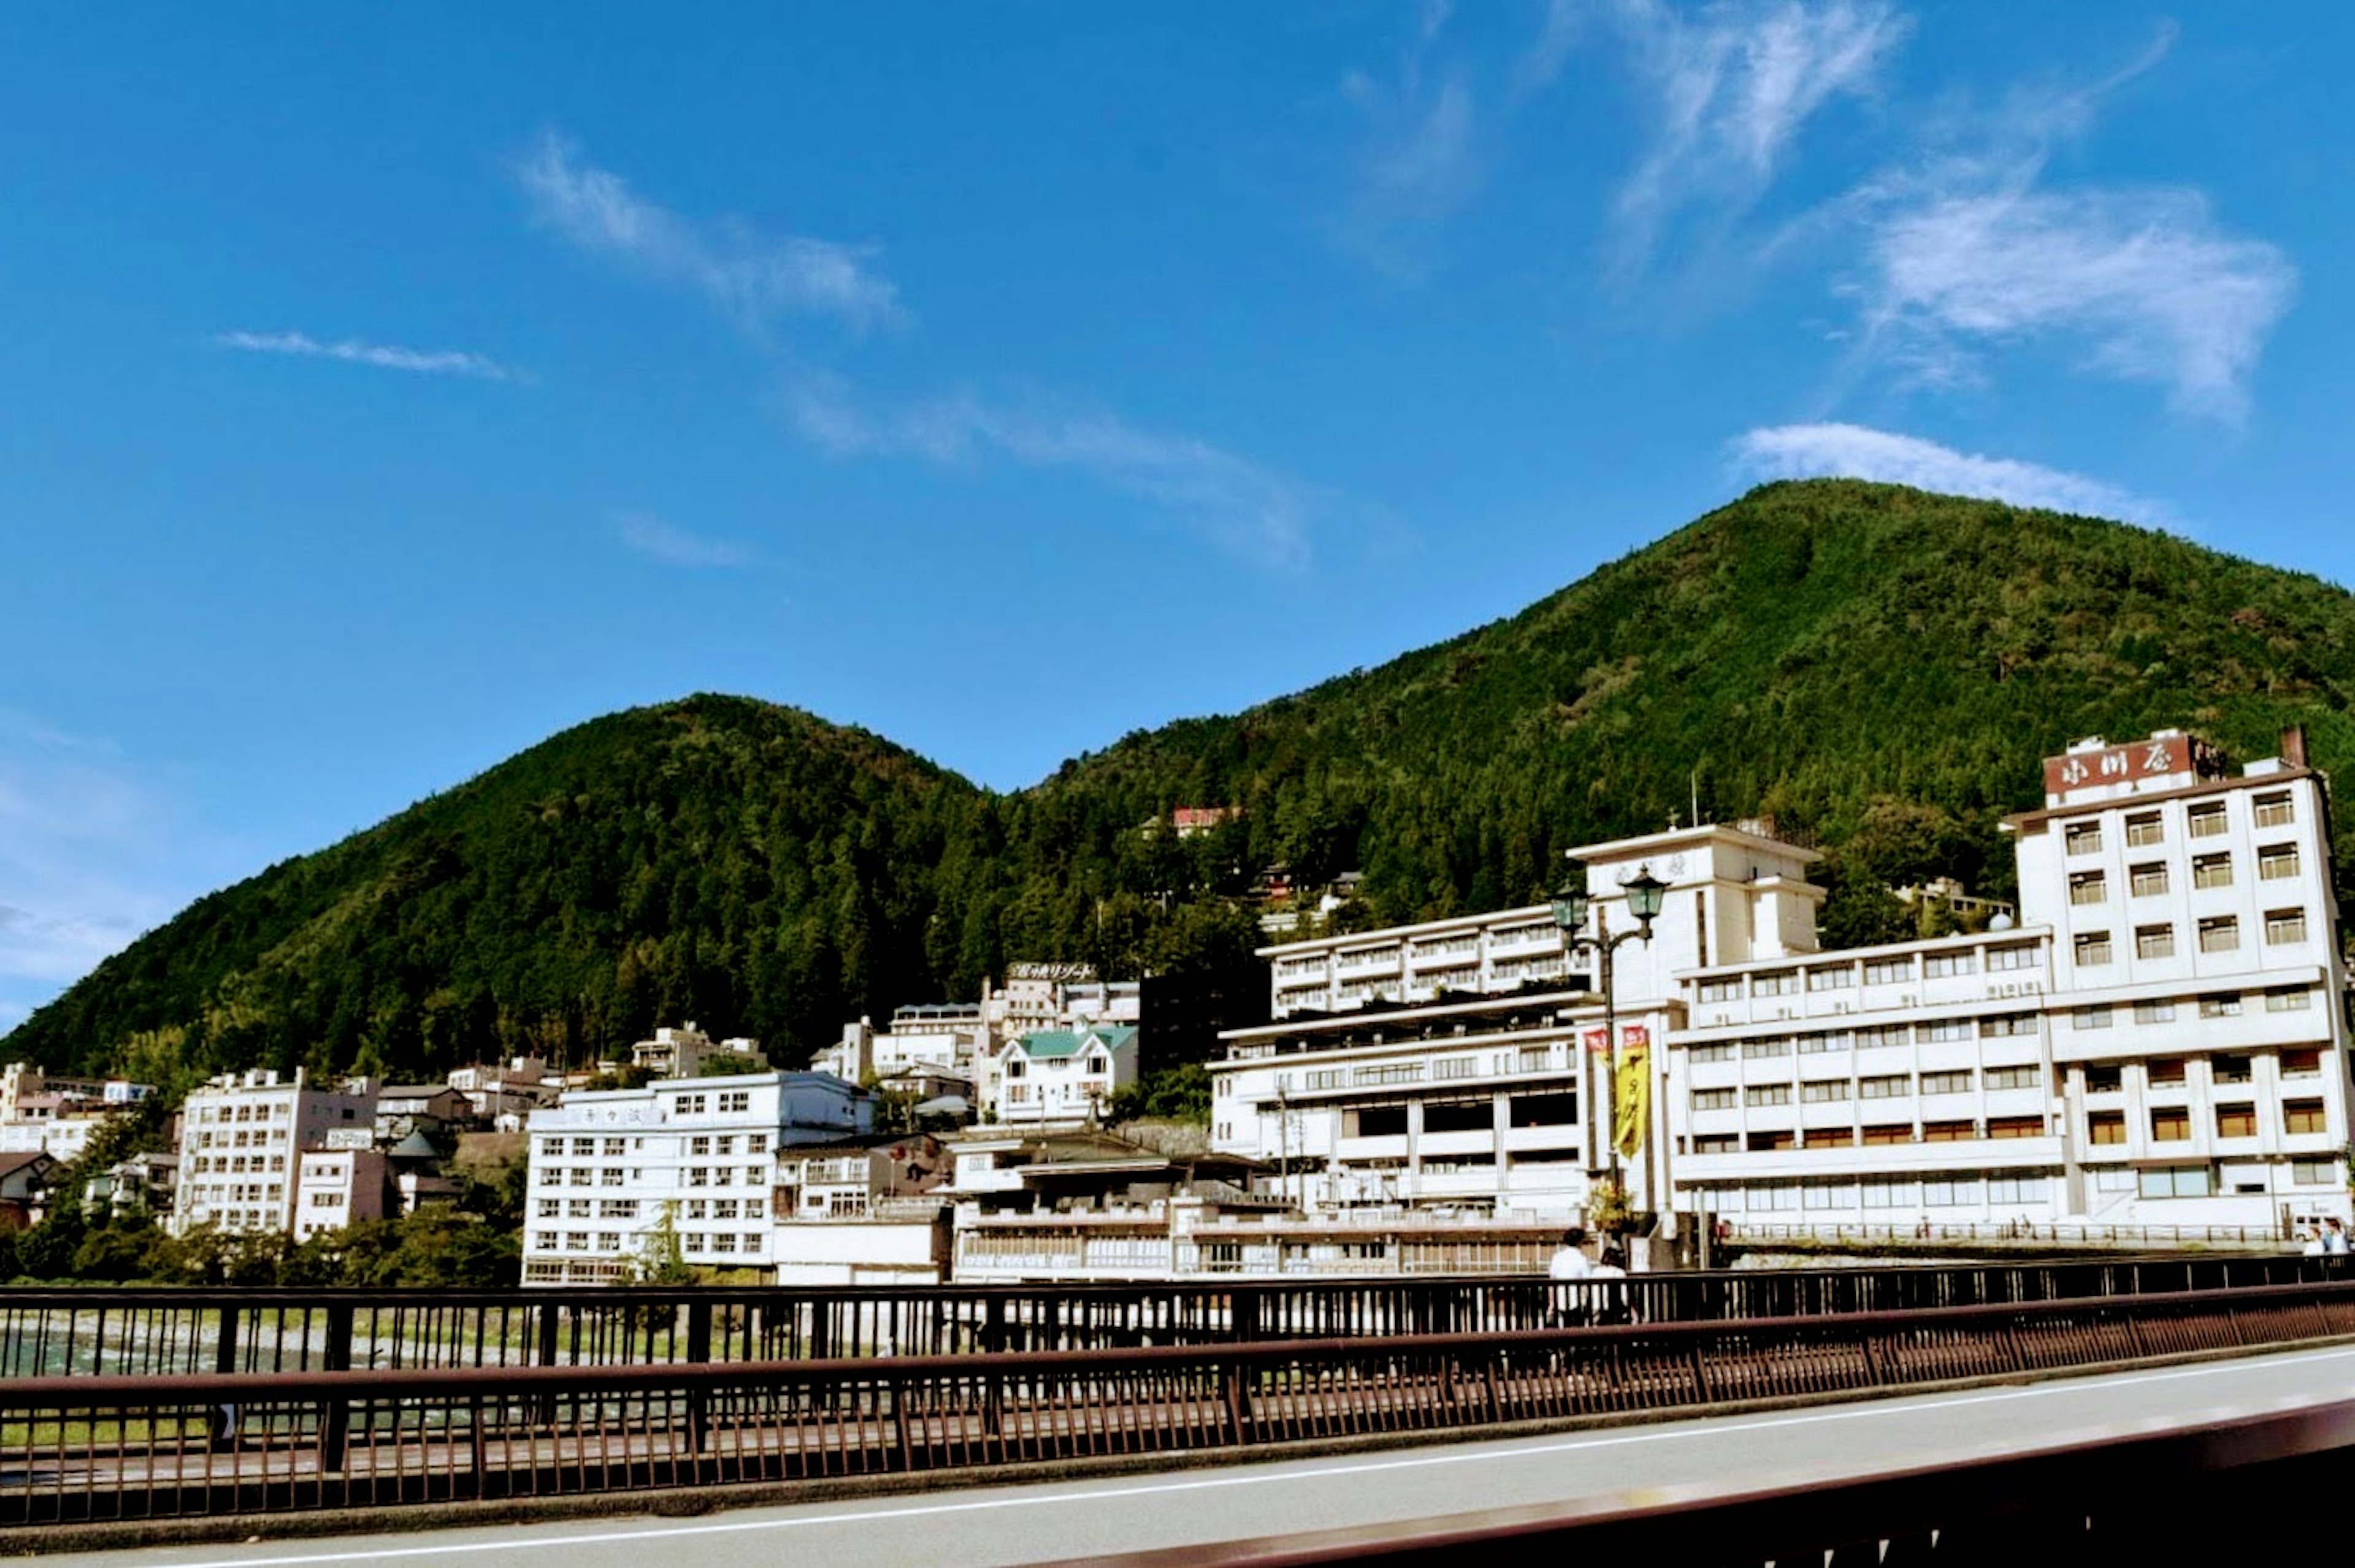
1553;863;1665;1225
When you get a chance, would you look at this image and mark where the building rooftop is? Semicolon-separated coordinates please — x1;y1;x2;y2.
1016;1024;1137;1060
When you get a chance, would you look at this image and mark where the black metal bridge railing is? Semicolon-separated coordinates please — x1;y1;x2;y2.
3;1252;2340;1380
4;1279;2352;1530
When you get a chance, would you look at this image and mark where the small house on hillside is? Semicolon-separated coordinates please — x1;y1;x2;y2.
990;1025;1137;1122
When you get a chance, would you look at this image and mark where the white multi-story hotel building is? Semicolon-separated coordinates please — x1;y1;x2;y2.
1209;730;2352;1237
1209;819;1823;1219
817;1004;987;1088
172;1068;378;1236
1679;730;2351;1232
521;1071;873;1285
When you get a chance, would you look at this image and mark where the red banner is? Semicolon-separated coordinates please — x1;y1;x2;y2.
1582;1028;1610;1055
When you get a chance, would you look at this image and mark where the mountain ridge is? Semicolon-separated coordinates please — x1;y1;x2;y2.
13;480;2354;1088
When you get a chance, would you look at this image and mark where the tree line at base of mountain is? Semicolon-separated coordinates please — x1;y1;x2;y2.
10;480;2354;1093
1;1161;527;1289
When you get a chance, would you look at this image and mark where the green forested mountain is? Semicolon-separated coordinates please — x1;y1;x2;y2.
13;480;2355;1089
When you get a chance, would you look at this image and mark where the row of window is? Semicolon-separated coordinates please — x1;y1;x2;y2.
2064;792;2296;858
1698;944;2039;1002
1692;1119;2047;1153
540;1163;775;1189
192;1101;294;1123
191;1127;288;1148
2080;1049;2322;1093
1689;1012;2042;1061
530;1230;769;1255
537;1198;646;1218
1704;1173;2050;1210
2088;1100;2328;1142
680;1165;767;1188
540;1131;775;1158
1691;1066;2045;1111
2067;845;2300;904
664;1090;755;1115
185;1154;289;1175
2072;991;2313;1030
184;1183;279;1205
2072;911;2308;964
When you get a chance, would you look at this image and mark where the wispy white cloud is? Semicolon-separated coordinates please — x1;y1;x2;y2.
1817;28;2294;424
216;330;518;381
1719;24;2291;421
1854;185;2295;422
786;377;1319;572
616;513;752;569
1365;77;1479;230
1334;4;1484;273
1514;0;1588;98
1606;0;1909;275
515;132;900;333
1730;422;2173;525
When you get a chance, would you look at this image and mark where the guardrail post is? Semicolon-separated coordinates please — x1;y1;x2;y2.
894;1375;915;1471
318;1302;354;1477
982;1297;1006;1356
213;1302;240;1375
1232;1288;1259;1345
684;1300;715;1456
1225;1360;1254;1444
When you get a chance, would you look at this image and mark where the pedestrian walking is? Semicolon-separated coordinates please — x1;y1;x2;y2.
1591;1244;1632;1326
1549;1225;1594;1326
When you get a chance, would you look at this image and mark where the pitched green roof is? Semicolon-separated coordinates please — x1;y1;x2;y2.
1016;1024;1136;1060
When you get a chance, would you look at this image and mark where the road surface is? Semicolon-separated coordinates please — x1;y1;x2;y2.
47;1343;2355;1567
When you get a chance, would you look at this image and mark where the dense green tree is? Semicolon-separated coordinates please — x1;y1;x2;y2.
10;481;2355;1093
17;1204;89;1281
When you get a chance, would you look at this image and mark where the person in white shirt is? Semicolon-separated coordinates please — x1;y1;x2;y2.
1549;1225;1595;1280
2326;1218;2351;1255
1548;1226;1594;1326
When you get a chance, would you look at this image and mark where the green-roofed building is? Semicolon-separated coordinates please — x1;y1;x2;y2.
992;1023;1138;1122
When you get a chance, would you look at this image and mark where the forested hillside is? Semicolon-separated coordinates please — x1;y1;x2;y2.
12;480;2354;1090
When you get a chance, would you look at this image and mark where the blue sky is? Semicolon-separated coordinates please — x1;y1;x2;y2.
3;2;2348;1031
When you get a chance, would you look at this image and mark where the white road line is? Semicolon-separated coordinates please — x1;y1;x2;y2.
137;1347;2355;1568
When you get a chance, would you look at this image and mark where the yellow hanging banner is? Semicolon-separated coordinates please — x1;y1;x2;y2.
1613;1038;1648;1161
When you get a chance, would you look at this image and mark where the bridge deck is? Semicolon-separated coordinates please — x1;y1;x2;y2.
53;1343;2355;1567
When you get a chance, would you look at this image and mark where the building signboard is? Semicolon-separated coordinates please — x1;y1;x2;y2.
1006;962;1097;984
2042;734;2224;795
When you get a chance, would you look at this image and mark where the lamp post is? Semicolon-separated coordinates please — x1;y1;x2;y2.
1552;865;1666;1226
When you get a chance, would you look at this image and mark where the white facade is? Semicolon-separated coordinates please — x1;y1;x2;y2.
172;1069;378;1236
0;1116;102;1161
1209;822;1821;1220
1679;733;2351;1233
817;1005;985;1085
1209;732;2353;1239
628;1022;767;1080
292;1149;390;1242
521;1071;873;1285
1;1062;157;1161
990;1025;1138;1122
973;969;1142;1113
